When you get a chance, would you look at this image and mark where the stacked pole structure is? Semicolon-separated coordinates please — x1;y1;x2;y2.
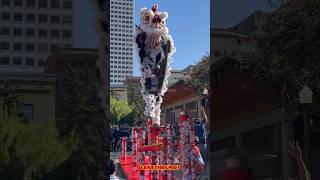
138;127;146;179
131;127;138;174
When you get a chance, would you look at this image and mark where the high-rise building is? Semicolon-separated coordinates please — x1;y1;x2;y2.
110;0;134;86
0;0;74;73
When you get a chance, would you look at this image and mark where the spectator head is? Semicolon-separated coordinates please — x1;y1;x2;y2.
173;136;180;141
109;159;117;175
194;118;200;124
173;136;180;146
193;136;199;145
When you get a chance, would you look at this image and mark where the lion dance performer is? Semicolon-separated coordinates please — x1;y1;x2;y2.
135;4;176;126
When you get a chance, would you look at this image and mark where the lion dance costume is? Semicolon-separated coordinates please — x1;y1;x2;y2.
134;4;176;126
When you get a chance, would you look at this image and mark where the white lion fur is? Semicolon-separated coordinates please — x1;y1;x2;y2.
134;7;176;125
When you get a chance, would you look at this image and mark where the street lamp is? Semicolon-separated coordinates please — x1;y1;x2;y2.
299;85;313;168
202;88;209;108
299;85;313;104
203;88;208;96
201;88;210;126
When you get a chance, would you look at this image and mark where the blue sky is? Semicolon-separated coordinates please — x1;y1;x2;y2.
75;0;210;77
75;0;270;76
133;0;210;76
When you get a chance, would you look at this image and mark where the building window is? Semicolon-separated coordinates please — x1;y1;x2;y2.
25;28;35;37
14;0;22;6
62;30;71;38
62;15;72;24
25;58;34;66
37;43;47;52
14;13;23;21
62;43;72;47
38;29;47;37
13;57;22;65
1;12;10;21
51;0;59;8
13;28;23;36
50;29;59;38
62;1;72;9
0;57;9;65
26;0;35;7
38;58;47;66
26;14;36;22
50;15;60;23
0;42;9;50
38;14;47;23
13;42;22;51
1;0;10;5
50;44;58;51
39;0;47;8
25;43;35;51
22;104;33;121
0;27;10;35
242;125;275;149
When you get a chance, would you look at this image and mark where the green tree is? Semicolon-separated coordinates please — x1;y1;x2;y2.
240;0;320;102
187;53;210;91
110;94;134;125
0;100;75;180
126;80;145;124
0;81;21;115
62;63;108;180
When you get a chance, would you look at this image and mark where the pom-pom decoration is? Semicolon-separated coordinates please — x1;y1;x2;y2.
131;128;138;173
165;125;174;179
138;127;146;179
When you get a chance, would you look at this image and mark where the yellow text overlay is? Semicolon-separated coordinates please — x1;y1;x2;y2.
139;165;181;171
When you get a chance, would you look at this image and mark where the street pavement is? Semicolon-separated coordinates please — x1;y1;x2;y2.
199;163;210;180
110;151;210;180
110;151;121;163
111;151;127;180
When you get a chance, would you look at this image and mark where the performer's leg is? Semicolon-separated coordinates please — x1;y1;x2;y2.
199;143;207;164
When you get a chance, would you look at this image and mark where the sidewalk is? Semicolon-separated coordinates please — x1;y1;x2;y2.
111;151;127;180
199;163;210;180
111;151;210;179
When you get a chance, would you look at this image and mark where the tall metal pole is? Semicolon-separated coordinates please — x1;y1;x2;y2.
281;108;290;179
299;85;313;170
281;93;295;179
303;104;310;169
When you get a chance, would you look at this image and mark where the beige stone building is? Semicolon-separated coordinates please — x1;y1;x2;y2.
0;73;56;122
167;69;192;86
110;85;127;100
211;27;250;61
